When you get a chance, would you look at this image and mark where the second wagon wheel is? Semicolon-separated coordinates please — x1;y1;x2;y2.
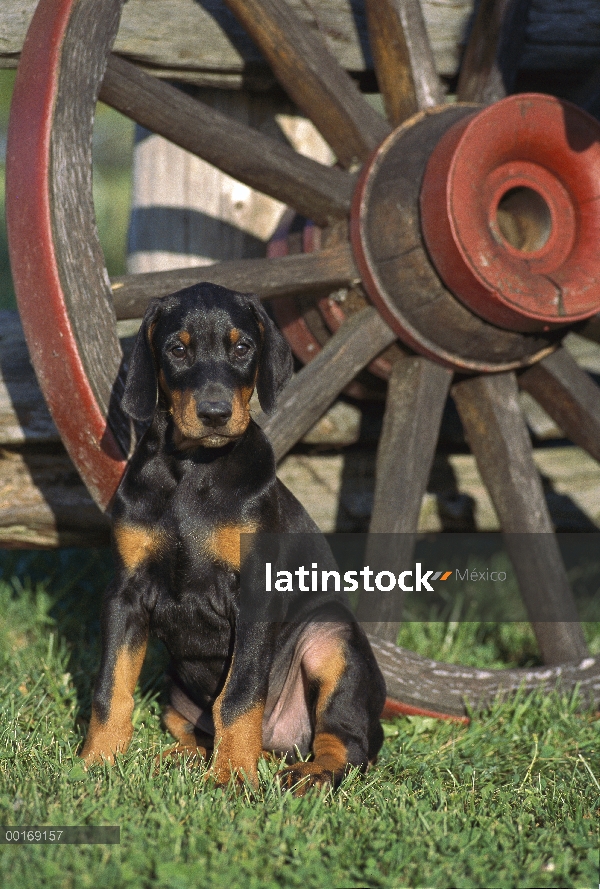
7;0;600;717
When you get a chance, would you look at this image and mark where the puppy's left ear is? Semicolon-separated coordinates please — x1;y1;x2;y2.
248;297;293;414
121;299;163;421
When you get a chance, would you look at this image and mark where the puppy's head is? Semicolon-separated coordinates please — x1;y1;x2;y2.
121;283;293;448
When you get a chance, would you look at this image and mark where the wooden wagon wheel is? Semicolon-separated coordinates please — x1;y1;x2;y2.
6;0;600;718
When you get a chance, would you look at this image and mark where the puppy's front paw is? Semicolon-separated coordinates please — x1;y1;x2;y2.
278;762;341;795
206;752;259;789
79;742;118;767
79;714;133;766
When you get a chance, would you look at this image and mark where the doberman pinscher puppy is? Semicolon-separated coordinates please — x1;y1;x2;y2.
81;282;385;791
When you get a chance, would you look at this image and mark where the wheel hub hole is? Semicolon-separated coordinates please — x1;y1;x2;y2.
495;186;552;253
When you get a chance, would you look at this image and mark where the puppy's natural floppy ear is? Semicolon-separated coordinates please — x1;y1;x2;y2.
121;299;163;421
248;297;293;414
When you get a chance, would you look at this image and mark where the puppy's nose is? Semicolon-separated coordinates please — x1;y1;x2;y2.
196;400;232;427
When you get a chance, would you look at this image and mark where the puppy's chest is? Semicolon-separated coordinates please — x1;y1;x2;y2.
170;484;259;574
118;486;254;663
118;471;259;573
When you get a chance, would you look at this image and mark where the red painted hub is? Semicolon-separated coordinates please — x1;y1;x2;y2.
420;94;600;332
350;104;557;372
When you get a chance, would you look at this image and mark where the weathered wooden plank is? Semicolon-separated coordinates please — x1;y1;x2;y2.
111;245;360;320
258;306;397;461
222;0;390;167
0;0;472;81
452;371;589;665
0;311;59;446
1;310;599;546
0;311;136;448
0;447;110;548
100;55;355;225
4;1;599;81
357;356;452;641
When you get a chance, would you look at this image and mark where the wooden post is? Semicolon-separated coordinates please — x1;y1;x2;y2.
126;87;333;276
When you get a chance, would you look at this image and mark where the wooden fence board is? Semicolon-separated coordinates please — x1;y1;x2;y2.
2;1;600;83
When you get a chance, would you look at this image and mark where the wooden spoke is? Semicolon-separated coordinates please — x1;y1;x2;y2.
369;357;452;534
452;372;588;665
518;346;600;462
111;244;359;320
357;357;453;641
100;55;355;226
457;0;531;104
365;0;443;126
221;0;390;168
259;307;396;461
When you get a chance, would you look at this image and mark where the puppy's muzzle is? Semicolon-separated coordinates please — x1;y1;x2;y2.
196;400;233;428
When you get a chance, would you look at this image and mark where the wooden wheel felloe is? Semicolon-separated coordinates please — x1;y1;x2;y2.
6;0;600;713
6;0;128;507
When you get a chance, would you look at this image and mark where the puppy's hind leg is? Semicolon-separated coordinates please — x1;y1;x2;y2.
279;624;385;795
156;701;214;769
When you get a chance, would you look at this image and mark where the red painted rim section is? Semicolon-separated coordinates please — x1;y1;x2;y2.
269;215;393;381
268;215;325;366
268;216;376;398
381;697;470;724
6;0;127;510
420;94;600;332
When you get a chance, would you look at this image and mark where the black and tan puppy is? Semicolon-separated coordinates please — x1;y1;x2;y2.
81;282;385;790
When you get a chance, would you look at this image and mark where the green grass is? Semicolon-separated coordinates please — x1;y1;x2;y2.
0;551;598;889
0;64;598;889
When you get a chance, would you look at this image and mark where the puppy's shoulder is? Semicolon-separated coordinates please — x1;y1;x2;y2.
111;427;176;520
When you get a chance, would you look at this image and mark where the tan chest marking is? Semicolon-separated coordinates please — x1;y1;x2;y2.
114;523;167;573
206;522;258;571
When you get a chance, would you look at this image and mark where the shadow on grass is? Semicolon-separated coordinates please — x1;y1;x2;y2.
0;548;169;727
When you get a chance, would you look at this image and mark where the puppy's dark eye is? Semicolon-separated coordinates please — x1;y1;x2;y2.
233;342;250;358
170;344;186;358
